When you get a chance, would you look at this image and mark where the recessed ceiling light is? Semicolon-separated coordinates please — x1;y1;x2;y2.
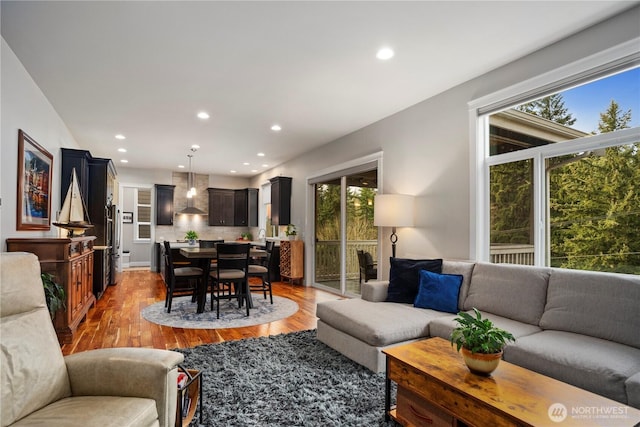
271;124;282;131
262;164;269;167
243;162;250;166
376;47;394;60
118;148;127;153
197;112;210;119
191;144;200;149
257;152;265;157
251;169;258;173
115;134;126;140
230;170;237;173
178;165;185;169
120;159;129;163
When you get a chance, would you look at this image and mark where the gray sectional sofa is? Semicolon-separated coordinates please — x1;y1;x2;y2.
316;260;640;409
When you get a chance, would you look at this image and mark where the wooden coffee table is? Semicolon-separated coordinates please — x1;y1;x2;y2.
383;337;640;426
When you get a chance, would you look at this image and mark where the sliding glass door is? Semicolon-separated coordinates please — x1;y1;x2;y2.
312;166;378;295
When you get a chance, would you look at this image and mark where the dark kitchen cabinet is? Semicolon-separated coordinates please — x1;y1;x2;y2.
234;188;259;226
155;184;175;225
88;157;117;247
270;176;292;225
208;188;235;226
60;148;91;210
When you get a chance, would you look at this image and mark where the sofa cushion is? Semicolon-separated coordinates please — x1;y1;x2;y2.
414;270;462;314
626;372;640;410
540;268;640;348
386;258;443;303
463;262;550;325
504;330;640;405
441;261;476;308
429;311;541;342
316;298;447;347
11;395;158;427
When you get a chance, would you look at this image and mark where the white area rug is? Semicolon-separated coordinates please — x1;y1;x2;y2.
141;294;299;329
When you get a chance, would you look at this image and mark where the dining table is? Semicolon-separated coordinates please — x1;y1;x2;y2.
179;246;268;313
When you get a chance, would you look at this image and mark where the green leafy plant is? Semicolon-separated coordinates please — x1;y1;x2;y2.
285;224;297;236
41;272;66;320
241;232;253;240
185;230;198;241
451;308;515;354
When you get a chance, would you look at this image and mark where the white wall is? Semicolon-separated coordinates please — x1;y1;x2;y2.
1;38;82;248
248;6;640;278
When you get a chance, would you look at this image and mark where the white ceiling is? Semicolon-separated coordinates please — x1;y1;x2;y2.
2;1;634;176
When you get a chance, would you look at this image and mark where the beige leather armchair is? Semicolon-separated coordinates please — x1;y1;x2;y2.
0;252;184;427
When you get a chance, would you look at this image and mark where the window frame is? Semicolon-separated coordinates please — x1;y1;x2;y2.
135;187;152;242
469;38;640;265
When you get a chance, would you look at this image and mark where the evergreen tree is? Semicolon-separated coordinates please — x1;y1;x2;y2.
597;99;632;133
517;94;577;126
549;100;639;273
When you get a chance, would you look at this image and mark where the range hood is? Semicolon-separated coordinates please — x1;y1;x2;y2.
178;205;207;215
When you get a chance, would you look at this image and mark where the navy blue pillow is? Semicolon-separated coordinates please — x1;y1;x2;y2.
386;258;443;303
413;269;463;314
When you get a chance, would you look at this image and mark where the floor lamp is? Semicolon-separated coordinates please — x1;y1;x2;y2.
373;194;415;258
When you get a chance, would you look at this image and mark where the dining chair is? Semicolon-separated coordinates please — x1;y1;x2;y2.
210;243;251;318
248;241;275;304
163;241;203;313
200;239;224;269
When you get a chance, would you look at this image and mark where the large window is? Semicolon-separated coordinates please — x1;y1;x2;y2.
476;60;639;274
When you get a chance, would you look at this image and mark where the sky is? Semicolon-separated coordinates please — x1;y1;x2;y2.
559;67;640;134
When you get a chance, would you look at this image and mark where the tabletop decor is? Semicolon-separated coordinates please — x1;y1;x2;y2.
16;129;53;230
451;307;515;375
185;230;198;245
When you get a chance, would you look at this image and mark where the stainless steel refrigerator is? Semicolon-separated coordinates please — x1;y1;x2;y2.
109;205;122;285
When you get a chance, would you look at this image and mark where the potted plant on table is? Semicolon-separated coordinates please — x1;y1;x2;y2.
41;272;66;321
185;230;198;245
285;224;297;240
450;308;515;375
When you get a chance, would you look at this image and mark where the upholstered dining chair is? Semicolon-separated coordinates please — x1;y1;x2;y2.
163;241;203;313
1;252;183;427
248;241;275;304
210;243;251;318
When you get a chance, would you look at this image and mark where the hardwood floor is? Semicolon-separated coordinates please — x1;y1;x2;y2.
62;269;342;356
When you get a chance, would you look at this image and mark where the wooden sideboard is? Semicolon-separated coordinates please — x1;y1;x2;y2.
280;240;303;284
6;237;96;344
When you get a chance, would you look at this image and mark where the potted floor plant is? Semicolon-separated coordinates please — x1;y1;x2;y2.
41;272;66;321
450;308;515;375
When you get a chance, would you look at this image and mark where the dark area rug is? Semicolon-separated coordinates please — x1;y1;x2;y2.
176;330;398;426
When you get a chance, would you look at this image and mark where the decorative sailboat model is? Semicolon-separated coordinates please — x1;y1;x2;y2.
53;168;93;237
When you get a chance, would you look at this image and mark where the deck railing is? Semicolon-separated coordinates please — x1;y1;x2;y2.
314;241;535;281
490;244;535;265
315;240;378;282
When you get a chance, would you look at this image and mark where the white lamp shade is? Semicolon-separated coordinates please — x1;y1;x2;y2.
374;194;415;227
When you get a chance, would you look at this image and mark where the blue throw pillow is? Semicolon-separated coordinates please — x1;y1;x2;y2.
386;258;443;304
413;269;463;313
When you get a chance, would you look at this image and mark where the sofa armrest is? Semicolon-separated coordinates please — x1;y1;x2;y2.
361;280;389;302
65;347;184;427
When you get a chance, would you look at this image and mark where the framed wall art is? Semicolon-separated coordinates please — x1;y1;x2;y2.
122;211;134;224
17;130;53;230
